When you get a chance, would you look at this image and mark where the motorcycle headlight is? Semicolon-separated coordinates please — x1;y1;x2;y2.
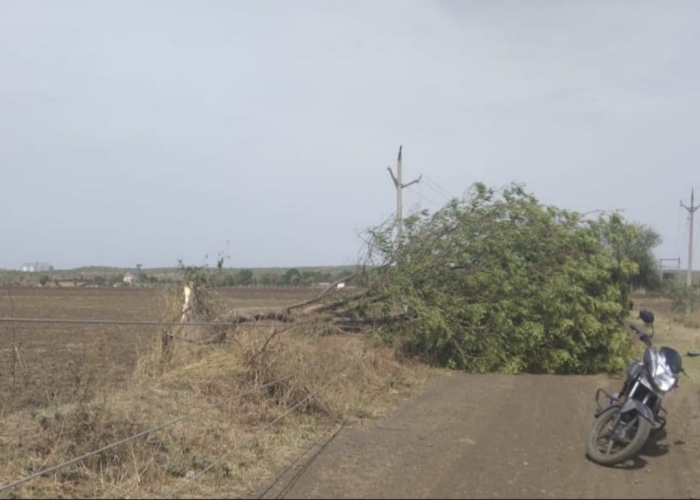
653;353;678;392
653;366;676;392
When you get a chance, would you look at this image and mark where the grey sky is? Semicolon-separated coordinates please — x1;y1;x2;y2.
2;0;700;270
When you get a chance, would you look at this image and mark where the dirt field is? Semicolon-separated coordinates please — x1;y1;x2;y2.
0;286;316;412
4;287;700;498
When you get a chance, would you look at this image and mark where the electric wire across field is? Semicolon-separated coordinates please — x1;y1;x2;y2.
404;173;456;212
0;351;362;498
163;366;358;499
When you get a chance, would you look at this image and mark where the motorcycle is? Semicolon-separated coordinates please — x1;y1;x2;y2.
586;310;700;466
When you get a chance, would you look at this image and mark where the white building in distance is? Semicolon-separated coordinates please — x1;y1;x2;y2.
21;262;53;272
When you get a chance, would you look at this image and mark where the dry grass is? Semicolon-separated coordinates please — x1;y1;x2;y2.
631;292;700;383
0;287;439;499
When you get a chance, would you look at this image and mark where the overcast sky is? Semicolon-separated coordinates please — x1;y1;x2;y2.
2;0;700;270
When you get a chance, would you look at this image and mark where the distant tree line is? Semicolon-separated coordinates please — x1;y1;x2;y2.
0;266;356;288
204;267;355;288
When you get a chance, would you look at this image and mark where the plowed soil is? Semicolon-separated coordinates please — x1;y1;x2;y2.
0;286;316;411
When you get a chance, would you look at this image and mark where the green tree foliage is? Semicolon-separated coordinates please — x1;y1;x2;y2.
299;270;332;286
92;275;107;286
601;222;662;290
235;269;254;286
355;183;639;374
662;279;699;313
281;268;302;286
335;269;355;280
220;273;237;286
177;259;210;287
258;272;281;285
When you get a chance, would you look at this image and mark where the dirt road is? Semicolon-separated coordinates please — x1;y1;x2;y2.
258;373;700;499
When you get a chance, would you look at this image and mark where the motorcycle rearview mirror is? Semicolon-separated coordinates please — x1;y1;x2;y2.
639;309;655;334
686;351;700;358
639;309;654;324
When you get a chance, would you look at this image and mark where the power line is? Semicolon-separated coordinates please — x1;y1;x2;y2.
0;317;289;327
694;213;700;268
257;418;348;499
422;174;454;200
0;374;294;495
677;211;690;269
659;258;681;282
406;186;442;209
163;364;359;499
674;203;684;259
420;180;452;204
680;188;700;308
422;174;451;196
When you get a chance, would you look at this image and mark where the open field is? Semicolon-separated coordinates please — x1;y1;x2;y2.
0;286;435;498
3;287;700;498
0;286;318;412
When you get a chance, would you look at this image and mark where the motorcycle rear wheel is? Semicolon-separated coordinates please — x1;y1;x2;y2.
586;405;651;466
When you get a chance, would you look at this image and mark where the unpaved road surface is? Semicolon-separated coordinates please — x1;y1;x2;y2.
258;373;700;499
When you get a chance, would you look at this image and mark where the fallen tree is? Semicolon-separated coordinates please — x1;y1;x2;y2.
174;182;650;375
286;182;647;375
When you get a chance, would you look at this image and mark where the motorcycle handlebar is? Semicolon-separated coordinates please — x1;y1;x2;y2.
629;324;653;345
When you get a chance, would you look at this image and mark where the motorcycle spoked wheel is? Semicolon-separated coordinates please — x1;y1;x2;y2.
586;405;652;466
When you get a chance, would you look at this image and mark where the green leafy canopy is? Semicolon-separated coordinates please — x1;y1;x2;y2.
355;182;646;374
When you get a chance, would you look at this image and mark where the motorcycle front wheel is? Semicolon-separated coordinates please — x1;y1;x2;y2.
586;405;651;466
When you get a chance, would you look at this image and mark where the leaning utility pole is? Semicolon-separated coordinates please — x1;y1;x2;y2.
387;145;421;241
680;188;700;313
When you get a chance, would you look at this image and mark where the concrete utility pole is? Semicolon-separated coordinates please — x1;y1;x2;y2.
387;145;421;241
681;188;700;313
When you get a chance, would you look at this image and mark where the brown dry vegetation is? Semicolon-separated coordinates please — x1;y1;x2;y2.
630;290;700;381
4;286;696;498
0;286;438;498
0;287;318;411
